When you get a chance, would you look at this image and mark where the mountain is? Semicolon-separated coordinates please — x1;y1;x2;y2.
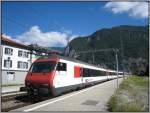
65;25;149;75
46;47;65;53
50;47;65;52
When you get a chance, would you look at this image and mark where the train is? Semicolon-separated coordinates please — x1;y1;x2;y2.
20;55;125;97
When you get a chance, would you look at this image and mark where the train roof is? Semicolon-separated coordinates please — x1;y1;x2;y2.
38;54;122;73
38;54;123;73
38;54;104;68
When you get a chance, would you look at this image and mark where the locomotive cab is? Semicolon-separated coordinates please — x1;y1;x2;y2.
21;58;59;96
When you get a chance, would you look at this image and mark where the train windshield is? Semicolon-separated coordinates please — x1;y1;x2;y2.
30;61;56;73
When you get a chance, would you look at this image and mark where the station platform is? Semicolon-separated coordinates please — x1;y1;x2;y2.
13;78;123;112
1;85;24;94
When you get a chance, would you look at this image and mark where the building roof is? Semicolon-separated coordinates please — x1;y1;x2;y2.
28;44;62;55
1;35;30;49
1;35;62;54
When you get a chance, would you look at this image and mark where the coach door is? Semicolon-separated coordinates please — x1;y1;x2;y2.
80;68;84;84
54;62;67;87
56;62;67;76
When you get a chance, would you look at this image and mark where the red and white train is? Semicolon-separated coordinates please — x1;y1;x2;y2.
21;55;124;96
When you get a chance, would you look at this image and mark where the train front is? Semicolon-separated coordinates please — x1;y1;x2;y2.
20;58;58;96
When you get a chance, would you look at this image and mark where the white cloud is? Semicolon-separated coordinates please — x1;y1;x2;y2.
104;2;148;19
14;26;78;47
2;34;12;39
2;34;22;44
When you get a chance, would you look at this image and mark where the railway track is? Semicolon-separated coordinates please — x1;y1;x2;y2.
1;92;53;112
2;92;26;102
2;92;32;112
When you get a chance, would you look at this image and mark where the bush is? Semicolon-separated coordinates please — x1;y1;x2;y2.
107;76;149;112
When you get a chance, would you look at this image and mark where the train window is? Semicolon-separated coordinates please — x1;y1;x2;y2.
95;70;100;76
80;68;83;77
91;69;105;76
100;71;106;76
88;69;91;77
90;69;95;76
82;68;106;77
30;61;56;73
56;62;66;71
83;68;89;77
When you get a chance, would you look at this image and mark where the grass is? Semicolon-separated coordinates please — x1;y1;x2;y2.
107;76;149;112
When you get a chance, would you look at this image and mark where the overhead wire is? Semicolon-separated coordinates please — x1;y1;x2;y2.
2;15;29;32
26;4;62;31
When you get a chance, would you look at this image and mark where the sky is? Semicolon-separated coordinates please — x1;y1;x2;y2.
2;1;149;47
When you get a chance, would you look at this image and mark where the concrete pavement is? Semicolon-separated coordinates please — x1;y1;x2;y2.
13;78;123;112
2;85;24;94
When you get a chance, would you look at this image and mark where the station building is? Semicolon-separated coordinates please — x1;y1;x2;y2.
1;35;62;85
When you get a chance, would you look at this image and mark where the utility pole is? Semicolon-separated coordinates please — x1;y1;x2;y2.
115;49;119;89
65;37;70;57
120;31;125;79
92;51;95;64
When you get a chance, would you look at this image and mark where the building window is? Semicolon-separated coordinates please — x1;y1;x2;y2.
23;51;28;58
4;60;12;68
5;47;13;55
18;61;22;68
23;62;28;69
18;50;23;57
18;61;28;69
18;50;28;58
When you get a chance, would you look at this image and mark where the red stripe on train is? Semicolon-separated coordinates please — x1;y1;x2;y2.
74;66;81;78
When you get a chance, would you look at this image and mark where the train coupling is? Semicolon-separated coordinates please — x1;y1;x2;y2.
20;87;27;92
